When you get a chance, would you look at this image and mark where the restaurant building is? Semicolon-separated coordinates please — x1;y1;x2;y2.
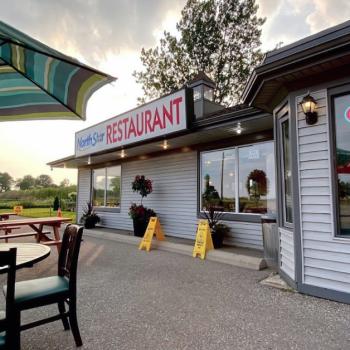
50;20;350;304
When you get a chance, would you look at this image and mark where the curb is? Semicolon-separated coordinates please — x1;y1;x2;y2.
84;229;266;271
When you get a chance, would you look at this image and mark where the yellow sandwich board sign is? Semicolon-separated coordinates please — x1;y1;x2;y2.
139;217;165;252
193;219;214;260
13;206;23;215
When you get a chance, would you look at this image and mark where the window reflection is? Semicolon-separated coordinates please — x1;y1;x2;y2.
334;94;350;235
92;166;121;208
201;150;235;212
281;119;293;224
239;143;276;214
203;85;214;101
106;166;121;207
200;142;276;215
92;168;105;207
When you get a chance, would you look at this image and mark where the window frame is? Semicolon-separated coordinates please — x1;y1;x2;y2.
278;114;294;229
91;165;122;212
329;85;350;238
198;140;275;221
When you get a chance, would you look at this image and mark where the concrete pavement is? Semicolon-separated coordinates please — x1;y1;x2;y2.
2;235;350;350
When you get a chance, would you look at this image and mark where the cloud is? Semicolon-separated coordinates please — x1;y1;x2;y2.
307;0;350;33
1;0;185;66
257;0;281;18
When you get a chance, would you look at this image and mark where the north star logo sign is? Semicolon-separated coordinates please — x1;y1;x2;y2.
75;89;190;157
77;132;105;151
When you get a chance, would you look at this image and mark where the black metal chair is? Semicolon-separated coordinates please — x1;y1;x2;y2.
3;224;84;348
0;247;18;349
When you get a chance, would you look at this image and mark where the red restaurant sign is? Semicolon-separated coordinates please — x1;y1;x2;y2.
75;89;191;157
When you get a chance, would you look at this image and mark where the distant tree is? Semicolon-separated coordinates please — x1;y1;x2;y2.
35;174;54;188
68;192;77;202
110;177;121;194
0;172;13;192
16;175;36;190
60;178;70;187
53;196;60;210
134;0;265;106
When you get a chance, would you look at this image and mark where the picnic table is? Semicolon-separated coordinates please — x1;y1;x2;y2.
0;217;71;252
0;212;16;220
0;243;50;273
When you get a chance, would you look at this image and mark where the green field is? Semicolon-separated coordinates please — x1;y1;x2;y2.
0;208;76;222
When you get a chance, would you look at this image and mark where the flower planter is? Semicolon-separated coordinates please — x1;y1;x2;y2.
84;216;99;229
84;221;97;229
133;217;149;237
211;232;224;249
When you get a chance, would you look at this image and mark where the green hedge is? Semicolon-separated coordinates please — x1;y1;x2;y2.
0;185;76;201
0;185;77;210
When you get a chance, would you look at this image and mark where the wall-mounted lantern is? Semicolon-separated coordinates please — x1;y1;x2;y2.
301;94;318;125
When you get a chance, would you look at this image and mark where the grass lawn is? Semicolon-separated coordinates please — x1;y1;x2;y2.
0;207;76;222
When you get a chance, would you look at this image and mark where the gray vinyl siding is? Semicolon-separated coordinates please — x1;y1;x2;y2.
77;151;263;249
77;168;91;223
296;89;350;293
225;222;263;250
279;228;295;279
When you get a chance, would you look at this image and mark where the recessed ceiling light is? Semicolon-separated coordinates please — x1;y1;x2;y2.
236;122;242;135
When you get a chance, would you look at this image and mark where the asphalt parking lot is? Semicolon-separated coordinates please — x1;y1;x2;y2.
2;234;350;350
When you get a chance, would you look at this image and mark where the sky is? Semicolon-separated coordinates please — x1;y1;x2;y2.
1;0;350;186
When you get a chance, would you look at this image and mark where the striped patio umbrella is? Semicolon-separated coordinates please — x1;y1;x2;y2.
0;20;115;121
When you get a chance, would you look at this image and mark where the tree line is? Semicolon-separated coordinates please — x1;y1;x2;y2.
0;172;71;192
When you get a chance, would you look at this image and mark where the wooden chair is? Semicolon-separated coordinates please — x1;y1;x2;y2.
3;224;84;348
0;248;19;349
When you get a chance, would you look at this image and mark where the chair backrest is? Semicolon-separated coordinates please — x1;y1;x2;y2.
58;224;84;289
0;248;16;339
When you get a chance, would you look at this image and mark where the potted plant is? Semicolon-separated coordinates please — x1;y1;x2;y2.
128;175;156;237
80;202;100;229
203;203;230;248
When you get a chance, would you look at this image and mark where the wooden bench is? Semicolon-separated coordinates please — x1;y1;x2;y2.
0;226;21;232
42;240;62;246
0;226;21;243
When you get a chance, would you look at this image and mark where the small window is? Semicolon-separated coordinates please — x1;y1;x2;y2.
280;118;293;225
92;166;121;207
203;85;214;102
333;94;350;236
193;86;202;101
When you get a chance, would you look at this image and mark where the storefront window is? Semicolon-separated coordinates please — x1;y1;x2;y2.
333;94;350;235
92;168;105;207
201;150;235;212
106;166;121;207
281;118;293;224
238;143;276;214
200;141;276;215
92;166;121;207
